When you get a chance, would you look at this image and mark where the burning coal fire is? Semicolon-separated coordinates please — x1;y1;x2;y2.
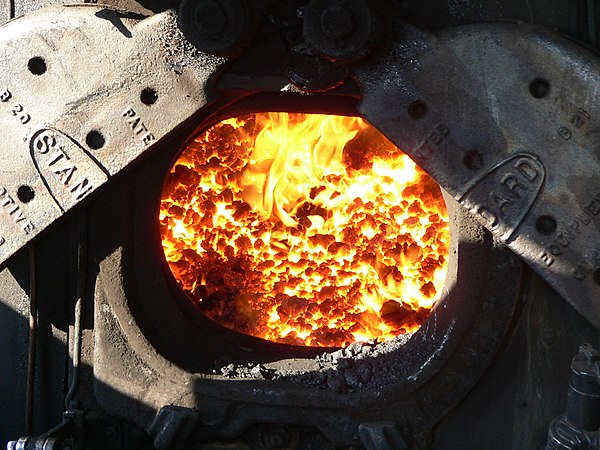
160;113;450;347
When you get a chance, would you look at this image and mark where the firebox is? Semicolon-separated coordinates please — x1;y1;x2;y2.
0;1;599;450
90;90;523;447
160;112;451;347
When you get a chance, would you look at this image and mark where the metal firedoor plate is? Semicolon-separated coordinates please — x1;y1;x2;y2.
352;21;600;328
0;5;599;328
0;4;224;265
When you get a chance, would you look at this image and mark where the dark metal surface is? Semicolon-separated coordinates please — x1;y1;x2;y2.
567;344;600;431
358;422;409;450
303;0;382;63
178;0;275;57
431;270;599;450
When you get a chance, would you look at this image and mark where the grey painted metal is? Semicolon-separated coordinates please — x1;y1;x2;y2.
0;4;224;270
353;21;600;328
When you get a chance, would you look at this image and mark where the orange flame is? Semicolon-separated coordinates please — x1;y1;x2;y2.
160;113;450;347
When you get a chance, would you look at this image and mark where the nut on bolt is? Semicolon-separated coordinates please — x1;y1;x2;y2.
286;44;348;92
320;4;355;41
194;0;229;38
178;0;277;57
303;0;383;63
178;0;249;56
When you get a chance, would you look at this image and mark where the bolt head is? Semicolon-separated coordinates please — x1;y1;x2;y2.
195;0;228;37
320;6;355;41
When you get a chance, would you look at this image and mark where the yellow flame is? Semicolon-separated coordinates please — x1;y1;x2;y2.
160;112;450;347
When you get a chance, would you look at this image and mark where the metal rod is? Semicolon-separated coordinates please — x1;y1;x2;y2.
64;295;83;409
25;245;37;435
65;213;87;410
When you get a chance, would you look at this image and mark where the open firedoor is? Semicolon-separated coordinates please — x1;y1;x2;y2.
160;113;450;347
0;1;599;449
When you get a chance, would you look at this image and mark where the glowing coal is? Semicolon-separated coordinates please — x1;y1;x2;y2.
160;113;450;347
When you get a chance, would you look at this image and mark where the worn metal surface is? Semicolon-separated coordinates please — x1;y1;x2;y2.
178;0;276;57
90;144;522;448
303;0;383;64
353;21;600;328
0;4;224;269
431;271;599;450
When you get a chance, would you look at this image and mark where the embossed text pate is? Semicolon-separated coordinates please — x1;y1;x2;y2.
123;107;156;146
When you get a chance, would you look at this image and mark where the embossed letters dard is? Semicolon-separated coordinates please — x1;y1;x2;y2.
461;154;545;241
474;158;541;226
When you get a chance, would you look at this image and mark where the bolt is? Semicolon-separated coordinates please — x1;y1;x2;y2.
320;5;355;41
286;44;347;92
7;438;30;450
195;0;228;38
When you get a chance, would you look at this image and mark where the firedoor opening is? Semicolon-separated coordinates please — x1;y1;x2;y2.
159;112;450;348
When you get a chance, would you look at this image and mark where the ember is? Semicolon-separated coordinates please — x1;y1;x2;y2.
160;113;450;347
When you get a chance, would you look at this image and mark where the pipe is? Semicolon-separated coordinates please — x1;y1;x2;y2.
25;246;37;435
65;213;87;410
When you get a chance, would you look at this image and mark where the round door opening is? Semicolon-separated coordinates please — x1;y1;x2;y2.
160;112;450;348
